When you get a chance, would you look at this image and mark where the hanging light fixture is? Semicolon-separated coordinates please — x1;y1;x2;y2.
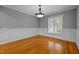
36;5;44;18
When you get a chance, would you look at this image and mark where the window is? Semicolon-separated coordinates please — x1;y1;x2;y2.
48;15;63;34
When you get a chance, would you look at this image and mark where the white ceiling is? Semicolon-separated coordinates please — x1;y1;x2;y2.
4;5;77;17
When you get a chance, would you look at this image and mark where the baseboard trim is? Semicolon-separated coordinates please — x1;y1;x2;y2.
0;34;75;45
39;34;75;43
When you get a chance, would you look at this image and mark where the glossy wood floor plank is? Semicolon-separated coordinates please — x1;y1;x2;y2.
0;35;78;54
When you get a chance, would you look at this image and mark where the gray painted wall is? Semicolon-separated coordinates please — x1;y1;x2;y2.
0;6;38;28
76;6;79;48
63;9;76;29
39;9;76;42
39;9;76;29
77;6;79;29
0;6;38;44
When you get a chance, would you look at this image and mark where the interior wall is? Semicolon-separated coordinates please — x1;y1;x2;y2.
0;6;77;44
0;6;38;44
39;9;77;42
76;6;79;49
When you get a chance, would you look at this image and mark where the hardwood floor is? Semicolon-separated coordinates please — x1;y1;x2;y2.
0;35;78;54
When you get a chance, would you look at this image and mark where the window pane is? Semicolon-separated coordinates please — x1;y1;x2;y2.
48;15;63;34
48;27;55;33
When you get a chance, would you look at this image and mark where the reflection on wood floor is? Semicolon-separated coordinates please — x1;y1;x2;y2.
0;35;78;54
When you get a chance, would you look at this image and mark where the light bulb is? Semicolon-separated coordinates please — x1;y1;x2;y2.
37;14;44;18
